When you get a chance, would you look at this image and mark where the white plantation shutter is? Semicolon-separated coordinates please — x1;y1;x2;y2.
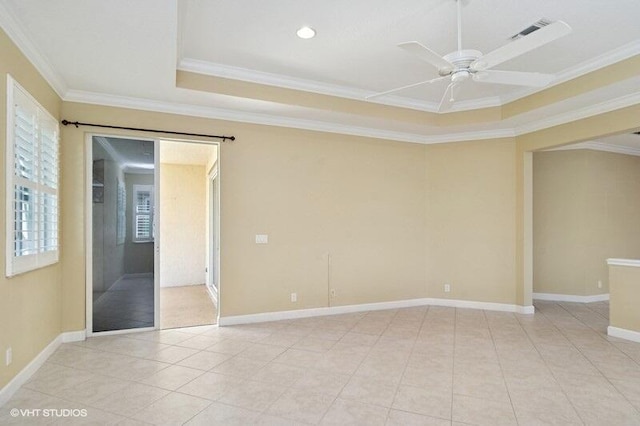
116;179;126;245
133;185;154;242
6;75;59;276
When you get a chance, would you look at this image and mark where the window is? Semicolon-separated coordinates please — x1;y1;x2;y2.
5;75;59;276
133;184;154;242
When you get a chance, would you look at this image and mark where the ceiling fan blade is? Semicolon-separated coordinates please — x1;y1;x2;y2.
438;81;457;112
472;70;555;87
366;76;449;99
398;41;454;73
470;21;571;71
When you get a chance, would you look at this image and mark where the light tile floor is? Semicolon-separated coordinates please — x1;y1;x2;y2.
2;301;640;425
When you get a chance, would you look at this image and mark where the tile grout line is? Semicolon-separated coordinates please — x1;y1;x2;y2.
482;309;520;426
450;308;457;423
383;305;428;424
316;309;397;425
514;305;586;425
551;302;640;416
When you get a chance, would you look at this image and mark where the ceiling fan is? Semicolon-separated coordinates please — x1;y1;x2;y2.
367;0;572;111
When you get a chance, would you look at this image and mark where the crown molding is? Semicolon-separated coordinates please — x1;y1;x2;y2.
178;58;505;113
0;2;67;97
64;89;514;145
65;87;640;146
515;91;640;136
179;40;640;115
548;140;640;157
179;58;376;102
607;258;640;267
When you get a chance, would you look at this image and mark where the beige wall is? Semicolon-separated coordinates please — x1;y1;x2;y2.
58;101;525;322
58;103;432;321
218;125;429;314
0;29;62;389
425;139;517;304
160;163;207;287
533;150;640;296
609;264;640;332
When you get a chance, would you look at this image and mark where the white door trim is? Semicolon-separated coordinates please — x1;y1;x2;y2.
153;139;161;329
84;134;93;337
207;164;219;305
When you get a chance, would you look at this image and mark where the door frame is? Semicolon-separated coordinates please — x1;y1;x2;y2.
85;133;160;337
207;163;220;309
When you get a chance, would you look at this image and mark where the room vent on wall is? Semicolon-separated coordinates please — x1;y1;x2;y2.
510;18;554;40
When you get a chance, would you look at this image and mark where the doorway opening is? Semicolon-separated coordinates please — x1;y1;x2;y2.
159;140;219;329
528;131;640;314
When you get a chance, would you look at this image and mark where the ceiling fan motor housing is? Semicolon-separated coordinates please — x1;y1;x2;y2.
440;49;482;76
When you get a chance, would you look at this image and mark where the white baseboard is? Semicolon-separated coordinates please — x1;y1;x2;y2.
61;330;87;343
218;297;535;326
160;282;204;288
533;292;609;303
608;326;640;343
516;305;536;314
0;330;85;407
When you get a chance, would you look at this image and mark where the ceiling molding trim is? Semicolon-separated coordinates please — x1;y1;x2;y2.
179;40;640;115
178;58;504;113
64;88;640;146
64;89;515;145
500;40;640;105
93;136;125;168
0;2;68;97
547;140;640;157
515;91;640;136
178;58;423;107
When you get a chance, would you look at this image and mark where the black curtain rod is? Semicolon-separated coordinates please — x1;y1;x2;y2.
61;120;235;142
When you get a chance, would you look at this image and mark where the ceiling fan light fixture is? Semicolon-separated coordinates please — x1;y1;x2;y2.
296;26;316;39
451;70;470;83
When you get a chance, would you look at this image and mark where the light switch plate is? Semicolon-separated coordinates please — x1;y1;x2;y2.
255;234;268;244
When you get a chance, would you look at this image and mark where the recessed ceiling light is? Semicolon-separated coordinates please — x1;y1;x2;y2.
296;26;316;39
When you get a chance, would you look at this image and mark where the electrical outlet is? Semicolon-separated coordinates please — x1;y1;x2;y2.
6;347;12;366
290;292;297;302
255;234;268;244
597;280;602;289
444;284;451;293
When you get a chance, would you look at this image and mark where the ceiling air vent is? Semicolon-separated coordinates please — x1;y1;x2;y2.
510;18;554;40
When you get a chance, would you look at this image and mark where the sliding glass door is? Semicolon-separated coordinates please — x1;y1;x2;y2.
90;136;156;333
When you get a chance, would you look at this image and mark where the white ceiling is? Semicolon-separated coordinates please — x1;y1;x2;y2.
180;0;640;103
1;0;639;144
